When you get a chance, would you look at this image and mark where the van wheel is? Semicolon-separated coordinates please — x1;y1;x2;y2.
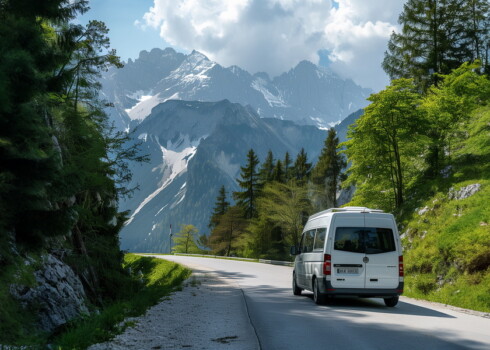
384;296;399;307
292;272;302;295
313;278;326;305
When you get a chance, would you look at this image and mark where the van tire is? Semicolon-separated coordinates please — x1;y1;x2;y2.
292;272;302;295
313;278;326;305
384;296;399;307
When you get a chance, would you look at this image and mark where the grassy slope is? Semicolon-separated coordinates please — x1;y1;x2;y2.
399;105;490;312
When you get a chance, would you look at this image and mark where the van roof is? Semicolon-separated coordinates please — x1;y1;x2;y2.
308;206;384;220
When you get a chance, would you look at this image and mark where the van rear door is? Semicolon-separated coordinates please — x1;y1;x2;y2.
330;214;366;289
364;215;399;289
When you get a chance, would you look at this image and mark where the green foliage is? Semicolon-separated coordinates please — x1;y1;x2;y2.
258;150;275;184
311;128;346;209
255;181;311;249
53;254;191;349
208;185;229;230
342;78;426;211
208;206;248;256
0;255;41;344
172;224;202;254
233;149;260;219
383;0;490;90
291;148;312;184
399;105;490;312
0;0;148;343
422;61;490;176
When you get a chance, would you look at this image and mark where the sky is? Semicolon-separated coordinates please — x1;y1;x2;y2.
79;0;407;92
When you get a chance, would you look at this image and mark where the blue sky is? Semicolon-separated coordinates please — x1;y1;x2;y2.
78;0;177;61
79;0;407;91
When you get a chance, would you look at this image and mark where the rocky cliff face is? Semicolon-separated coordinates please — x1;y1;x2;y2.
10;254;88;332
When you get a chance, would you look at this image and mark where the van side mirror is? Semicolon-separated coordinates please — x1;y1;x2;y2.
290;245;300;255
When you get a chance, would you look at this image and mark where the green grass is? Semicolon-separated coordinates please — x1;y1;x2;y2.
400;105;490;312
52;254;191;349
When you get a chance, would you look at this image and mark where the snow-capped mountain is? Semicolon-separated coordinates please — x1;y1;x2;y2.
101;48;371;129
119;99;327;253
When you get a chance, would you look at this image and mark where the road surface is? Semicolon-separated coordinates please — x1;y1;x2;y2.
157;255;490;350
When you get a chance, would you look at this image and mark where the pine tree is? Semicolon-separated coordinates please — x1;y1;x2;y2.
292;148;312;184
383;0;490;90
272;160;284;183
258;150;275;185
208;185;230;230
233;149;260;219
311;128;346;208
283;152;292;181
209;206;247;256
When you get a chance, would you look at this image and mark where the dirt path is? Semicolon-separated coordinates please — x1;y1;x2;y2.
89;272;259;350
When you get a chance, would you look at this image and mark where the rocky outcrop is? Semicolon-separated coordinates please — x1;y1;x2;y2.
448;183;481;200
10;254;89;332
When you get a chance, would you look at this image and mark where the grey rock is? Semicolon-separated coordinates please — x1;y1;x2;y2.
337;186;356;207
418;206;430;216
10;254;88;332
448;184;481;200
440;165;452;178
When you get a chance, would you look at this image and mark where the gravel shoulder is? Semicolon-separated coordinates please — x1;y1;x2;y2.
89;270;259;350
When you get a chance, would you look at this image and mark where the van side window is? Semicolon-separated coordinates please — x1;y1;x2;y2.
302;230;315;253
313;228;326;251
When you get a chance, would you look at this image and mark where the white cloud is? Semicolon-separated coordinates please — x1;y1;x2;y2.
142;0;406;91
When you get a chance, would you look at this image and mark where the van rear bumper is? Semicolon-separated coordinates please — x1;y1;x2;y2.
319;278;404;298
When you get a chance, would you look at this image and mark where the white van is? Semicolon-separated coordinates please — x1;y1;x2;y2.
290;207;404;306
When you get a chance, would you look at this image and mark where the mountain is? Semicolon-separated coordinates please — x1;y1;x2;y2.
101;48;371;130
119;99;326;252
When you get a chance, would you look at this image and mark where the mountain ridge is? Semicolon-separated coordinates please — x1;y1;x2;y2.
101;47;371;130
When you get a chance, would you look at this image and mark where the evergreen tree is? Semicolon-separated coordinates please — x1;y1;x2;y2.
311;128;346;208
292;148;312;184
272;160;284;183
0;0;89;248
258;150;275;185
233;149;260;219
383;0;490;90
283;151;292;181
209;206;248;256
208;185;230;230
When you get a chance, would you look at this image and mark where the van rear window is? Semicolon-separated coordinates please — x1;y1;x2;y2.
334;227;396;254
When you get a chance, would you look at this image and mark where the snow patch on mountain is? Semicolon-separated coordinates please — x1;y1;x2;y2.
125;93;181;121
171;182;187;209
251;77;288;108
125;135;199;225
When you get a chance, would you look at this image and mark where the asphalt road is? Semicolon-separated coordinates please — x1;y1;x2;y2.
157;255;490;350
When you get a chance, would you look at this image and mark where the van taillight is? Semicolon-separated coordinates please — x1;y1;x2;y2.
399;255;404;277
323;254;332;275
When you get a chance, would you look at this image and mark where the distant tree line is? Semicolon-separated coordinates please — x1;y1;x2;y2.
198;130;345;261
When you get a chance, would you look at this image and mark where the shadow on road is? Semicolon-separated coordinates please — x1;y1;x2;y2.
241;285;486;350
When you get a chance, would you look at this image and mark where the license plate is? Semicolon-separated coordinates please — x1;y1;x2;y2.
337;268;359;274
